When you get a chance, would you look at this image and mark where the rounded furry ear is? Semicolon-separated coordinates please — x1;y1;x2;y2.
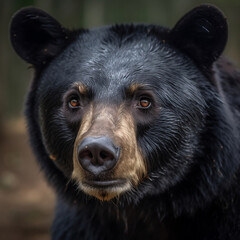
169;5;228;71
10;7;70;66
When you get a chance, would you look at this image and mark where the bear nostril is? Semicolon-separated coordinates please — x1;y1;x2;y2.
79;149;93;161
99;150;114;161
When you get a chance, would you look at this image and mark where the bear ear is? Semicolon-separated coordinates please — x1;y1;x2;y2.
169;5;228;71
10;7;70;66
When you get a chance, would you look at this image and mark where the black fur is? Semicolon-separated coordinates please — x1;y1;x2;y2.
10;5;240;240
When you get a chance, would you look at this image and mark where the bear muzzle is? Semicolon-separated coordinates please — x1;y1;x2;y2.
72;103;147;200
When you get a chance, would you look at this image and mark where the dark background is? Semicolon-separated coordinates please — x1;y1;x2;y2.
0;0;239;239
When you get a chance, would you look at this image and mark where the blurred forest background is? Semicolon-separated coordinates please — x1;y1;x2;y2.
0;0;240;239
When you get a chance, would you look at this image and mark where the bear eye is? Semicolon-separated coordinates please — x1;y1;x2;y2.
68;98;81;109
137;97;151;109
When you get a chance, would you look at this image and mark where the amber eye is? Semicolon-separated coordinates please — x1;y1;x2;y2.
137;97;151;109
68;98;80;109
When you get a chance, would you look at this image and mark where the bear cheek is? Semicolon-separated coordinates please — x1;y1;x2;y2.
112;109;147;185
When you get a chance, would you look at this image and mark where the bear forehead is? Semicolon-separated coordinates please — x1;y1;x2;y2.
40;25;182;93
62;26;168;72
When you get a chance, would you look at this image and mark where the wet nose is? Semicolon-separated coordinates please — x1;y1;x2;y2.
78;137;120;175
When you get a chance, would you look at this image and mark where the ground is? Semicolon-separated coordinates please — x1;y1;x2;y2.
0;119;55;240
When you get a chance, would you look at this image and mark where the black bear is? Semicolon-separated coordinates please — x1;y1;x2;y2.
10;4;240;240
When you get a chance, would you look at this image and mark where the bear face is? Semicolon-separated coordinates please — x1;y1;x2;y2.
10;5;236;208
36;29;210;202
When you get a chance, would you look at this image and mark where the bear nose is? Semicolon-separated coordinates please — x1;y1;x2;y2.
78;137;120;175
